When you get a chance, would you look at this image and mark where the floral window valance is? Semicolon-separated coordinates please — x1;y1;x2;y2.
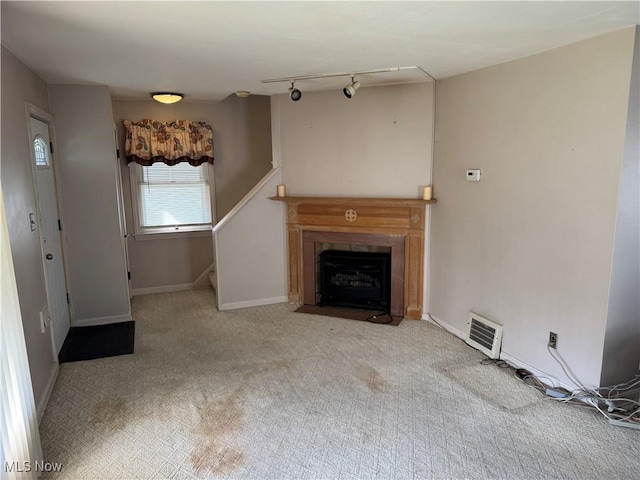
124;119;214;166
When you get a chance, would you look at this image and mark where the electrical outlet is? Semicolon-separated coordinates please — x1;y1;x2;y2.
548;331;558;349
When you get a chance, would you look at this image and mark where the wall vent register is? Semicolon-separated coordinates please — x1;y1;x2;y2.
465;311;503;359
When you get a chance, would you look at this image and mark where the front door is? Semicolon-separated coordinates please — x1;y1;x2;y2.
29;115;70;353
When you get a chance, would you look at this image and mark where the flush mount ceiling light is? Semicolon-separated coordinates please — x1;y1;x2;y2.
343;76;361;99
150;92;184;104
288;81;302;102
235;91;251;98
262;66;434;101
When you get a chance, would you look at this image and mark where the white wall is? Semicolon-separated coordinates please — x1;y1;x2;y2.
49;85;130;324
431;28;636;388
214;168;287;309
601;26;640;386
275;82;433;197
1;46;57;409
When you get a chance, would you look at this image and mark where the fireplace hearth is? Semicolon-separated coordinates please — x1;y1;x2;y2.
320;250;391;311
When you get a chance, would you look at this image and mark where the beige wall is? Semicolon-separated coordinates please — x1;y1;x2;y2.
275;82;434;197
112;97;273;291
49;85;130;323
214;94;273;218
113;100;217;291
274;82;435;314
601;26;640;386
431;28;636;387
1;46;56;409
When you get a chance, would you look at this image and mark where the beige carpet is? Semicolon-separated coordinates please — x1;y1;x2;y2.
39;289;639;479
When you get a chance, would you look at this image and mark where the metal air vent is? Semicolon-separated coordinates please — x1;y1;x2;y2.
466;312;503;359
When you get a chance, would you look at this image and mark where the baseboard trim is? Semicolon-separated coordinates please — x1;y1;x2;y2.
73;313;133;327
193;262;215;288
422;313;466;339
37;361;59;423
131;283;193;296
219;296;288;311
422;313;570;390
499;350;570;390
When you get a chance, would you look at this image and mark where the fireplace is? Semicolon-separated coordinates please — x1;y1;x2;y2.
271;195;436;320
320;250;391;311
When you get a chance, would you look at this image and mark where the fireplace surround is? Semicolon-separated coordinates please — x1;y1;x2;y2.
271;196;436;320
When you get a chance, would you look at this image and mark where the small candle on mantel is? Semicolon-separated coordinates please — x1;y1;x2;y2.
277;184;286;197
423;186;433;201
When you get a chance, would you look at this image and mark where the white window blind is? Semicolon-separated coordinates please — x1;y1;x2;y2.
135;163;211;230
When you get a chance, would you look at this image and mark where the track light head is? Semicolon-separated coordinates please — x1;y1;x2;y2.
289;81;302;102
343;77;361;99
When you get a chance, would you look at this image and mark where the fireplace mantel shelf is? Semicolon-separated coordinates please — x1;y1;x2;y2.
270;196;436;206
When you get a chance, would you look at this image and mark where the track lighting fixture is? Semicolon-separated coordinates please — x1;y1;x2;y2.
262;66;434;100
288;81;302;102
343;76;361;99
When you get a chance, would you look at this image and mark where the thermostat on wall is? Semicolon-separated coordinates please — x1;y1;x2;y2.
466;169;482;182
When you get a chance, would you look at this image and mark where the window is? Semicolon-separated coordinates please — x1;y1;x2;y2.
130;162;213;235
33;136;49;168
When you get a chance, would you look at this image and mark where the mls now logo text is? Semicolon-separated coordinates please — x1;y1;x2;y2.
5;461;63;473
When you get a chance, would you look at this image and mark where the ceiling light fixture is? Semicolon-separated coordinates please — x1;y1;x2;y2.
151;92;184;104
235;91;251;98
288;81;302;102
343;76;361;99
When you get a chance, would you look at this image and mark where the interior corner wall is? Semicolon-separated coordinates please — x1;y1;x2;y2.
214;94;273;219
275;82;433;198
601;26;640;386
0;46;56;406
112;100;216;291
430;28;635;388
48;85;130;323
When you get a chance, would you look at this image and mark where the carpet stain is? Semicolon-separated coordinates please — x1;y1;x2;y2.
190;394;246;475
90;398;129;430
358;365;387;393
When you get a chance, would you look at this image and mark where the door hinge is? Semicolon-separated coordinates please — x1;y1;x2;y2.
116;148;120;159
127;271;131;280
66;293;70;304
49;141;54;154
58;219;62;231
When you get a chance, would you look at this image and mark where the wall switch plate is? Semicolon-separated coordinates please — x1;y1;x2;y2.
466;169;482;181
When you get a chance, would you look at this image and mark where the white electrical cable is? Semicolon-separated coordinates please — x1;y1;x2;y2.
547;345;600;395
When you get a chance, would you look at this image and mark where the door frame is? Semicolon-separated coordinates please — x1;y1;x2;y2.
25;103;74;353
113;123;132;299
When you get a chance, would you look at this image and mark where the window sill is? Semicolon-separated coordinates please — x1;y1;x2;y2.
132;227;212;241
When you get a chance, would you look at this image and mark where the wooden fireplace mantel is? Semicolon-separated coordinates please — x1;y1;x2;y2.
270;196;437;206
271;195;436;320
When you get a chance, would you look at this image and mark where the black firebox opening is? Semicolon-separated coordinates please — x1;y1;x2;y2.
319;250;391;312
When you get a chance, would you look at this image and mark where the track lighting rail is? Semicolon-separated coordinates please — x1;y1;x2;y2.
261;66;433;84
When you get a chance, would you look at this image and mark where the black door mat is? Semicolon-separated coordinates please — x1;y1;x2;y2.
58;321;135;363
295;305;403;326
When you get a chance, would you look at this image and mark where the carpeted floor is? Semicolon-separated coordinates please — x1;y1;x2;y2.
39;289;639;479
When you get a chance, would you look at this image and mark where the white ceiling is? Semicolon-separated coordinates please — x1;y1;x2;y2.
1;1;638;102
